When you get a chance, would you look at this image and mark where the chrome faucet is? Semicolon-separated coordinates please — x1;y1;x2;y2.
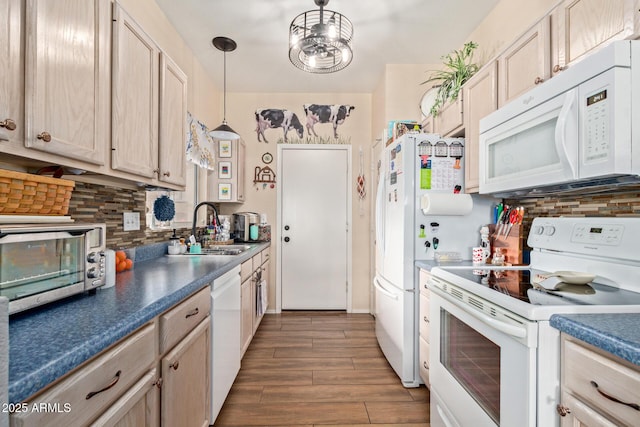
191;201;221;241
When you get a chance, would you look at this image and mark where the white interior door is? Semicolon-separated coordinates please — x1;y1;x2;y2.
279;146;349;310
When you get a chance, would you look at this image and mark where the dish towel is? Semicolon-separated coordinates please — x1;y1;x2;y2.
0;297;8;427
256;280;267;317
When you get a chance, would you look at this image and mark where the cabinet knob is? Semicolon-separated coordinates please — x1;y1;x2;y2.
534;77;544;85
556;404;571;417
170;361;179;370
37;131;52;142
163;171;171;177
553;64;566;73
423;361;428;369
185;307;199;318
0;118;16;131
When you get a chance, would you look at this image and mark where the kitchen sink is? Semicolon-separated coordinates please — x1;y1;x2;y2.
185;244;251;256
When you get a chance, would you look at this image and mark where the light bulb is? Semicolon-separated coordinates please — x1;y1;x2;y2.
342;48;350;62
327;15;337;38
309;55;317;67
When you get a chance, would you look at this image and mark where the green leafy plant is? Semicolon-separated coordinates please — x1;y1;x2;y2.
422;41;479;117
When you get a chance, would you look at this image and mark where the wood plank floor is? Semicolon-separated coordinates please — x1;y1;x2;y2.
214;311;430;427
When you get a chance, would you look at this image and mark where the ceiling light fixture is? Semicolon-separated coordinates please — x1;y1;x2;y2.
289;0;353;74
209;36;240;140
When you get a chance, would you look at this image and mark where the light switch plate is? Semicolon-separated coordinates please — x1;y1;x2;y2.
123;212;140;231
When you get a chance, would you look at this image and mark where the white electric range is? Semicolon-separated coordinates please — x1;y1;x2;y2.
427;217;640;427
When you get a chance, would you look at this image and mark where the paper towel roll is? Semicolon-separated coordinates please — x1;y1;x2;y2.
103;249;116;288
421;193;473;216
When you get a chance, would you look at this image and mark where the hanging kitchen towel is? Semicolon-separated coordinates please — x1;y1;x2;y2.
256;279;267;316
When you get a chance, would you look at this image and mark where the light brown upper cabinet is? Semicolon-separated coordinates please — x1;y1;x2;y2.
434;98;464;137
462;61;498;193
19;0;110;165
111;4;159;180
552;0;640;75
111;3;187;190
159;54;188;187
498;16;551;107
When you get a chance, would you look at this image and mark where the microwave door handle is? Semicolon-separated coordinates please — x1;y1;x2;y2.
554;88;578;178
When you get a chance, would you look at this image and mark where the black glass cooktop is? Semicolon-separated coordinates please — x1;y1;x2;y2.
436;267;640;307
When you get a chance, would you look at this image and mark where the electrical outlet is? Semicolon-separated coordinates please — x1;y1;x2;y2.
123;212;140;231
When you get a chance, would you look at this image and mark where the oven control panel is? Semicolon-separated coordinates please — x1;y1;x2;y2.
570;224;623;245
528;217;638;262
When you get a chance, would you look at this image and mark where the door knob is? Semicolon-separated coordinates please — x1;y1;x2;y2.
284;237;290;242
284;225;290;230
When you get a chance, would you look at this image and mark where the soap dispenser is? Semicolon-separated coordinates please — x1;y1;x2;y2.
168;229;181;255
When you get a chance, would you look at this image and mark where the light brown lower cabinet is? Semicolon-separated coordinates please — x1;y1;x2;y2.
161;318;210;427
10;288;212;427
558;334;640;426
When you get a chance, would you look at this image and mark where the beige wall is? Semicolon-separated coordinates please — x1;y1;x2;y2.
220;93;372;312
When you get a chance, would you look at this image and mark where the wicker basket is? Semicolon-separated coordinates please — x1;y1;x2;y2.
0;169;75;215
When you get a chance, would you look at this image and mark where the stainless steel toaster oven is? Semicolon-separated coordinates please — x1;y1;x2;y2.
0;223;106;314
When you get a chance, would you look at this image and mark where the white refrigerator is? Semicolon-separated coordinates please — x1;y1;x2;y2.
374;133;495;387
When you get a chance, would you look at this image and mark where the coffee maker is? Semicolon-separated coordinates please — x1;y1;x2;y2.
232;212;260;241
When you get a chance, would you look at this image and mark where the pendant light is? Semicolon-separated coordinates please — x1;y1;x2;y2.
209;36;240;140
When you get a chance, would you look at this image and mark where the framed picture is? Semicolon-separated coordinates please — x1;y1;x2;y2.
219;140;232;158
218;183;231;200
219;161;232;179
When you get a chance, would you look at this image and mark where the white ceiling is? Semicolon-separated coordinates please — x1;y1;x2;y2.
155;0;500;93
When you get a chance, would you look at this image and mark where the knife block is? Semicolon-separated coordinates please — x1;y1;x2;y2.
488;224;523;265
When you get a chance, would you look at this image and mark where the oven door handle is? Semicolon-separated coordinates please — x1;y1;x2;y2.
430;284;527;339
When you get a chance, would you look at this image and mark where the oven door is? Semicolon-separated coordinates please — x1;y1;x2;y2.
429;286;537;427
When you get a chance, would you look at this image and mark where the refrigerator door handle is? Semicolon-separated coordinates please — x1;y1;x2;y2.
375;167;385;254
373;276;399;300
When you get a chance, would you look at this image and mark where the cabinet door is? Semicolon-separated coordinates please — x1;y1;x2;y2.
241;277;253;356
161;317;210;427
462;61;498;193
159;52;187;188
434;98;463;137
0;0;22;145
24;0;110;165
498;16;551;106
236;139;246;201
559;392;619;427
89;369;159;427
554;0;639;73
253;259;269;333
111;3;159;179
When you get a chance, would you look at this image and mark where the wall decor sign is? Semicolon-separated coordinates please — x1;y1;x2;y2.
218;183;231;200
219;140;232;158
219;161;231;179
253;104;355;144
261;152;273;164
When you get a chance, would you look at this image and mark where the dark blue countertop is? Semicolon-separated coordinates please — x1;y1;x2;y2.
550;313;640;366
8;242;269;404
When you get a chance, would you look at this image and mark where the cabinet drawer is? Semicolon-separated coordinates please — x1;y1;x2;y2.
419;336;430;387
419;293;430;343
240;259;253;282
563;337;640;426
160;286;210;354
419;269;431;296
12;323;155;427
261;247;270;265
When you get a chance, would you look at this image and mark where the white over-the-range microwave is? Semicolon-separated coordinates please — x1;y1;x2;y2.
479;40;640;197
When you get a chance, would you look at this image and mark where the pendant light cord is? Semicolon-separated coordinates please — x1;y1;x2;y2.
222;50;227;122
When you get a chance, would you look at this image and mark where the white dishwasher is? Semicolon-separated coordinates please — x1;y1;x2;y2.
210;266;241;423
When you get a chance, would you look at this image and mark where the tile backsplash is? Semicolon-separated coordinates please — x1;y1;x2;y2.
68;182;187;249
506;188;640;247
